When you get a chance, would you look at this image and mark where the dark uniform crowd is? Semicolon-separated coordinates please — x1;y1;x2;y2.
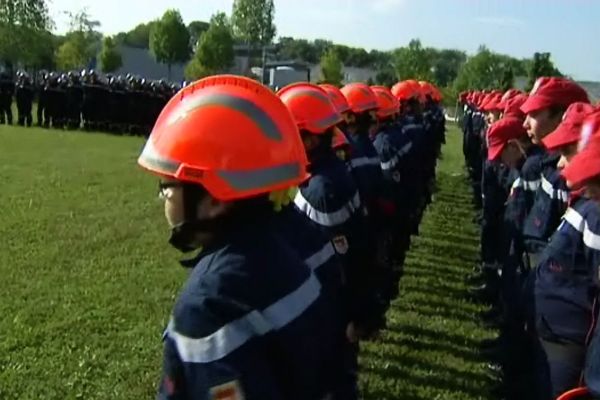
134;76;445;400
462;78;600;400
0;70;180;135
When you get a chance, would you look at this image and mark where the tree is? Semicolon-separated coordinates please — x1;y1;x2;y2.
231;0;276;48
453;45;514;92
527;52;562;91
185;12;234;80
320;48;344;86
150;9;191;80
55;33;88;70
99;36;122;73
0;0;53;70
428;48;467;87
188;20;210;45
116;22;156;48
500;67;514;91
55;8;102;71
393;39;433;81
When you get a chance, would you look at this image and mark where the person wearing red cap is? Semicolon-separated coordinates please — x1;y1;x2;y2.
531;110;600;399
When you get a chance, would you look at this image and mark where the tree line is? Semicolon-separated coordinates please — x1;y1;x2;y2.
0;0;564;99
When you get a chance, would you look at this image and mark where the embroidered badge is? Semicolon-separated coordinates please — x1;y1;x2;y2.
210;380;245;400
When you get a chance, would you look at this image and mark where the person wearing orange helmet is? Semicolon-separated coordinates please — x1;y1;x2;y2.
279;82;386;400
370;86;412;294
138;75;344;400
341;82;397;308
392;80;431;234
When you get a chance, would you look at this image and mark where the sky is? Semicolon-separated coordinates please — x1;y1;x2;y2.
49;0;600;81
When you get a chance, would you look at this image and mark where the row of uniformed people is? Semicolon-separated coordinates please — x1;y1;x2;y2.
136;75;444;399
460;78;600;399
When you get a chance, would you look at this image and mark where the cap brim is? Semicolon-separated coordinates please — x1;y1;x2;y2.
487;143;505;161
562;147;600;188
521;95;553;114
542;125;578;151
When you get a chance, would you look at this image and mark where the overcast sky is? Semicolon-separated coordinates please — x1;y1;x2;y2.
48;0;600;81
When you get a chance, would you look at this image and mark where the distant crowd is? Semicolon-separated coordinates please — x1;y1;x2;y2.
0;70;182;136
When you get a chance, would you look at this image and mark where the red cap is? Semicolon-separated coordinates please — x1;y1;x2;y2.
482;93;503;112
487;117;528;161
542;102;595;151
521;77;589;114
562;135;600;188
503;94;528;119
577;110;600;152
497;89;522;109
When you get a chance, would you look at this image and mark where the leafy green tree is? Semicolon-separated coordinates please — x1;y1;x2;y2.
188;20;210;45
428;48;467;87
117;22;156;48
55;33;88;70
453;46;512;91
99;36;122;73
231;0;276;48
393;39;433;81
150;9;191;80
320;48;344;86
185;12;234;80
527;52;562;90
500;67;515;91
0;0;53;70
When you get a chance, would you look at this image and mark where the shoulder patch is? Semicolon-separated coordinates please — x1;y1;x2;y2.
210;380;245;400
332;235;349;255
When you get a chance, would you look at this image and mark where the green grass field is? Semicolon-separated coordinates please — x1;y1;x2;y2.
0;123;494;399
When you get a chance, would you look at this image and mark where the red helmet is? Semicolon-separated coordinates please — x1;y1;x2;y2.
341;83;379;114
391;80;420;102
319;83;350;114
278;83;342;134
138;75;309;201
371;85;399;119
332;127;350;150
556;387;591;400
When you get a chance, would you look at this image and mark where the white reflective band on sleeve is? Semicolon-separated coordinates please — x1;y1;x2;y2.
304;242;336;271
557;190;569;203
349;156;380;169
522;179;541;191
584;224;600;251
380;142;413;171
563;207;585;232
402;124;420;133
294;191;361;227
512;178;522;190
540;175;569;202
168;273;322;363
541;175;554;197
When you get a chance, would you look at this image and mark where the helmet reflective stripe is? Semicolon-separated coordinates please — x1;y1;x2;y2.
167;93;284;141
217;162;303;191
285;89;332;105
138;139;180;175
314;113;342;130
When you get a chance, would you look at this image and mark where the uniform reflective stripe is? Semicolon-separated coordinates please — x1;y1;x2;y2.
217;162;302;191
563;208;585;232
304;243;336;271
380;142;412;170
168;273;322;363
402;123;420;132
557;189;569;203
294;191;361;227
584;226;600;251
522;179;541;191
512;178;522;190
139;139;181;174
541;175;554;198
349;156;380;169
168;93;283;140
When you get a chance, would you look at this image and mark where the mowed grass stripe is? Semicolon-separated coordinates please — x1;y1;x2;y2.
1;124;492;399
360;125;494;400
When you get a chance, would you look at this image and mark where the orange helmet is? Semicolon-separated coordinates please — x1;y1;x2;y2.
391;80;420;102
277;83;342;134
319;83;350;114
419;81;434;97
371;85;399;119
138;75;309;201
341;83;379;114
556;387;590;400
332;127;350;150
